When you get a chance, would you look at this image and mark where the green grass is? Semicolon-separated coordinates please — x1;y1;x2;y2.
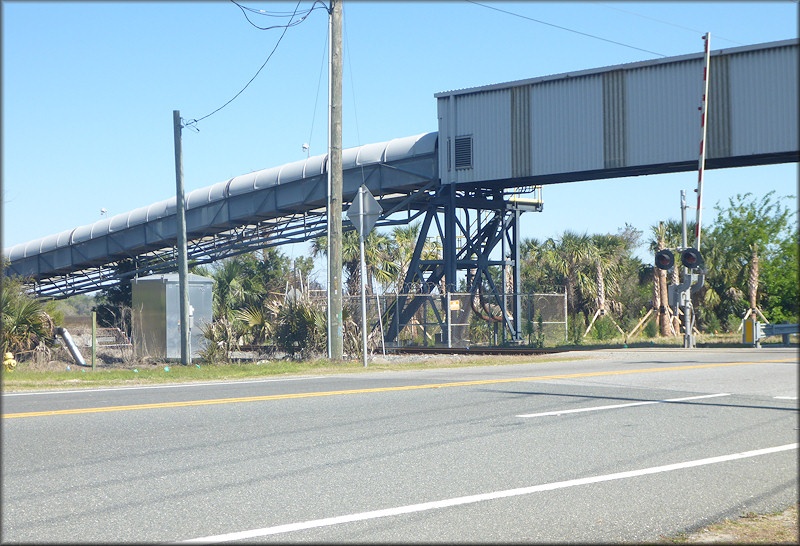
1;353;584;392
3;331;795;392
3;359;340;390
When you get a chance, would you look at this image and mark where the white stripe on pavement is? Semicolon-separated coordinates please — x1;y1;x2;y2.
174;442;797;544
516;392;730;418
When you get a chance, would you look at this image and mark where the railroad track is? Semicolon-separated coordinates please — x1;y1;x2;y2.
387;346;565;356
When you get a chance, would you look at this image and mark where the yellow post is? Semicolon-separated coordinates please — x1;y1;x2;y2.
743;319;759;346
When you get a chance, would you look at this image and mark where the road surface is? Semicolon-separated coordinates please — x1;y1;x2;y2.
2;348;797;543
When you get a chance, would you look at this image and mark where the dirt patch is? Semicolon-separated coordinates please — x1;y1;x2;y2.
664;504;798;543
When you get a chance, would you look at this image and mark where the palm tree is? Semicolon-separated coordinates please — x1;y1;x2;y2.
541;231;596;318
583;234;627;337
649;222;674;337
738;242;769;329
388;223;421;292
748;243;759;312
313;230;396;297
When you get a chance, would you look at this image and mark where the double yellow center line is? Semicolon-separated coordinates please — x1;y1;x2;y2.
3;358;795;419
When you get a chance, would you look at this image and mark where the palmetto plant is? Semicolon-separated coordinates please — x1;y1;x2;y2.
266;298;327;357
210;259;246;321
232;305;273;345
1;279;55;355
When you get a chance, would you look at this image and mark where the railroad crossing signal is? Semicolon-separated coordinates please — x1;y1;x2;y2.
654;248;704;271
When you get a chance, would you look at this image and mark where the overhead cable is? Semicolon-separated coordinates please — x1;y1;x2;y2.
231;0;328;31
594;3;744;46
465;0;666;57
183;0;319;129
231;0;326;17
307;18;329;153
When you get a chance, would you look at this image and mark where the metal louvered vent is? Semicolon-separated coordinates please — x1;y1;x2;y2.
454;136;473;169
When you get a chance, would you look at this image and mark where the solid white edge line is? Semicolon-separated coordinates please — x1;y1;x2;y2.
516;392;730;418
173;442;798;544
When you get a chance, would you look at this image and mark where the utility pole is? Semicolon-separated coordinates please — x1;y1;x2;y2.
172;110;190;366
328;0;344;360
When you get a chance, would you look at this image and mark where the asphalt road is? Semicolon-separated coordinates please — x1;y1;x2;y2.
2;348;797;543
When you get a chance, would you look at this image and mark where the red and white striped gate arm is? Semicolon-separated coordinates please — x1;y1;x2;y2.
695;33;711;250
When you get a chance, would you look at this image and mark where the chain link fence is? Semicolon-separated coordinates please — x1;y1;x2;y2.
333;290;566;350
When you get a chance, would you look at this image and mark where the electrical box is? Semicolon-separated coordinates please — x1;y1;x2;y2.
131;273;213;360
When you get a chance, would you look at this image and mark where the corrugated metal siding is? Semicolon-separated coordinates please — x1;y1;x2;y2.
707;53;731;160
728;44;798;156
437;39;798;186
625;59;700;167
448;90;512;184
530;74;604;176
511;85;532;178
603;70;626;169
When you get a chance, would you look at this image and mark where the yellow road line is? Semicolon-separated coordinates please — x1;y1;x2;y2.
3;358;795;419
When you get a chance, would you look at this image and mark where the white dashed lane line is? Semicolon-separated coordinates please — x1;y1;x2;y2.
516;393;730;418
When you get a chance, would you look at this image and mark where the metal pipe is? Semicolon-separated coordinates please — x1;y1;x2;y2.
359;187;368;367
57;327;86;367
91;311;96;371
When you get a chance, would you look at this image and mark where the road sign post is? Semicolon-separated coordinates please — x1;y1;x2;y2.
346;185;382;367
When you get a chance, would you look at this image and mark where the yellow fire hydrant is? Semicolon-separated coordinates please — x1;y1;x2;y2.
4;352;17;372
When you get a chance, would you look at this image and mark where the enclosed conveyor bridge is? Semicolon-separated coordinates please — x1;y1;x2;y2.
4;133;439;298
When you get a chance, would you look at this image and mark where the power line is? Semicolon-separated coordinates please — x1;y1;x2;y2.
307;18;329;154
343;4;361;147
231;0;327;31
465;0;667;58
231;0;324;17
594;3;744;46
183;0;323;129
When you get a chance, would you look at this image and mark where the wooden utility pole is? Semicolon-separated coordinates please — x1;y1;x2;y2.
328;0;343;360
173;110;191;366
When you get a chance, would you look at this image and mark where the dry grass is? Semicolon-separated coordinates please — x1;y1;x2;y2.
662;504;798;543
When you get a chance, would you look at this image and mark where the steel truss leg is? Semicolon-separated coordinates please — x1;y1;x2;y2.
384;187;524;345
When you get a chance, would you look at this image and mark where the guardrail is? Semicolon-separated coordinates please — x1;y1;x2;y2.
742;320;798;348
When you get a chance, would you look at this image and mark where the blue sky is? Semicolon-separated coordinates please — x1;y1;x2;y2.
2;1;797;284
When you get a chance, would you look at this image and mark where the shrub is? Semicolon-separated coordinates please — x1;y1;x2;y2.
591;315;618;341
643;317;658;338
1;278;55;356
271;299;326;358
